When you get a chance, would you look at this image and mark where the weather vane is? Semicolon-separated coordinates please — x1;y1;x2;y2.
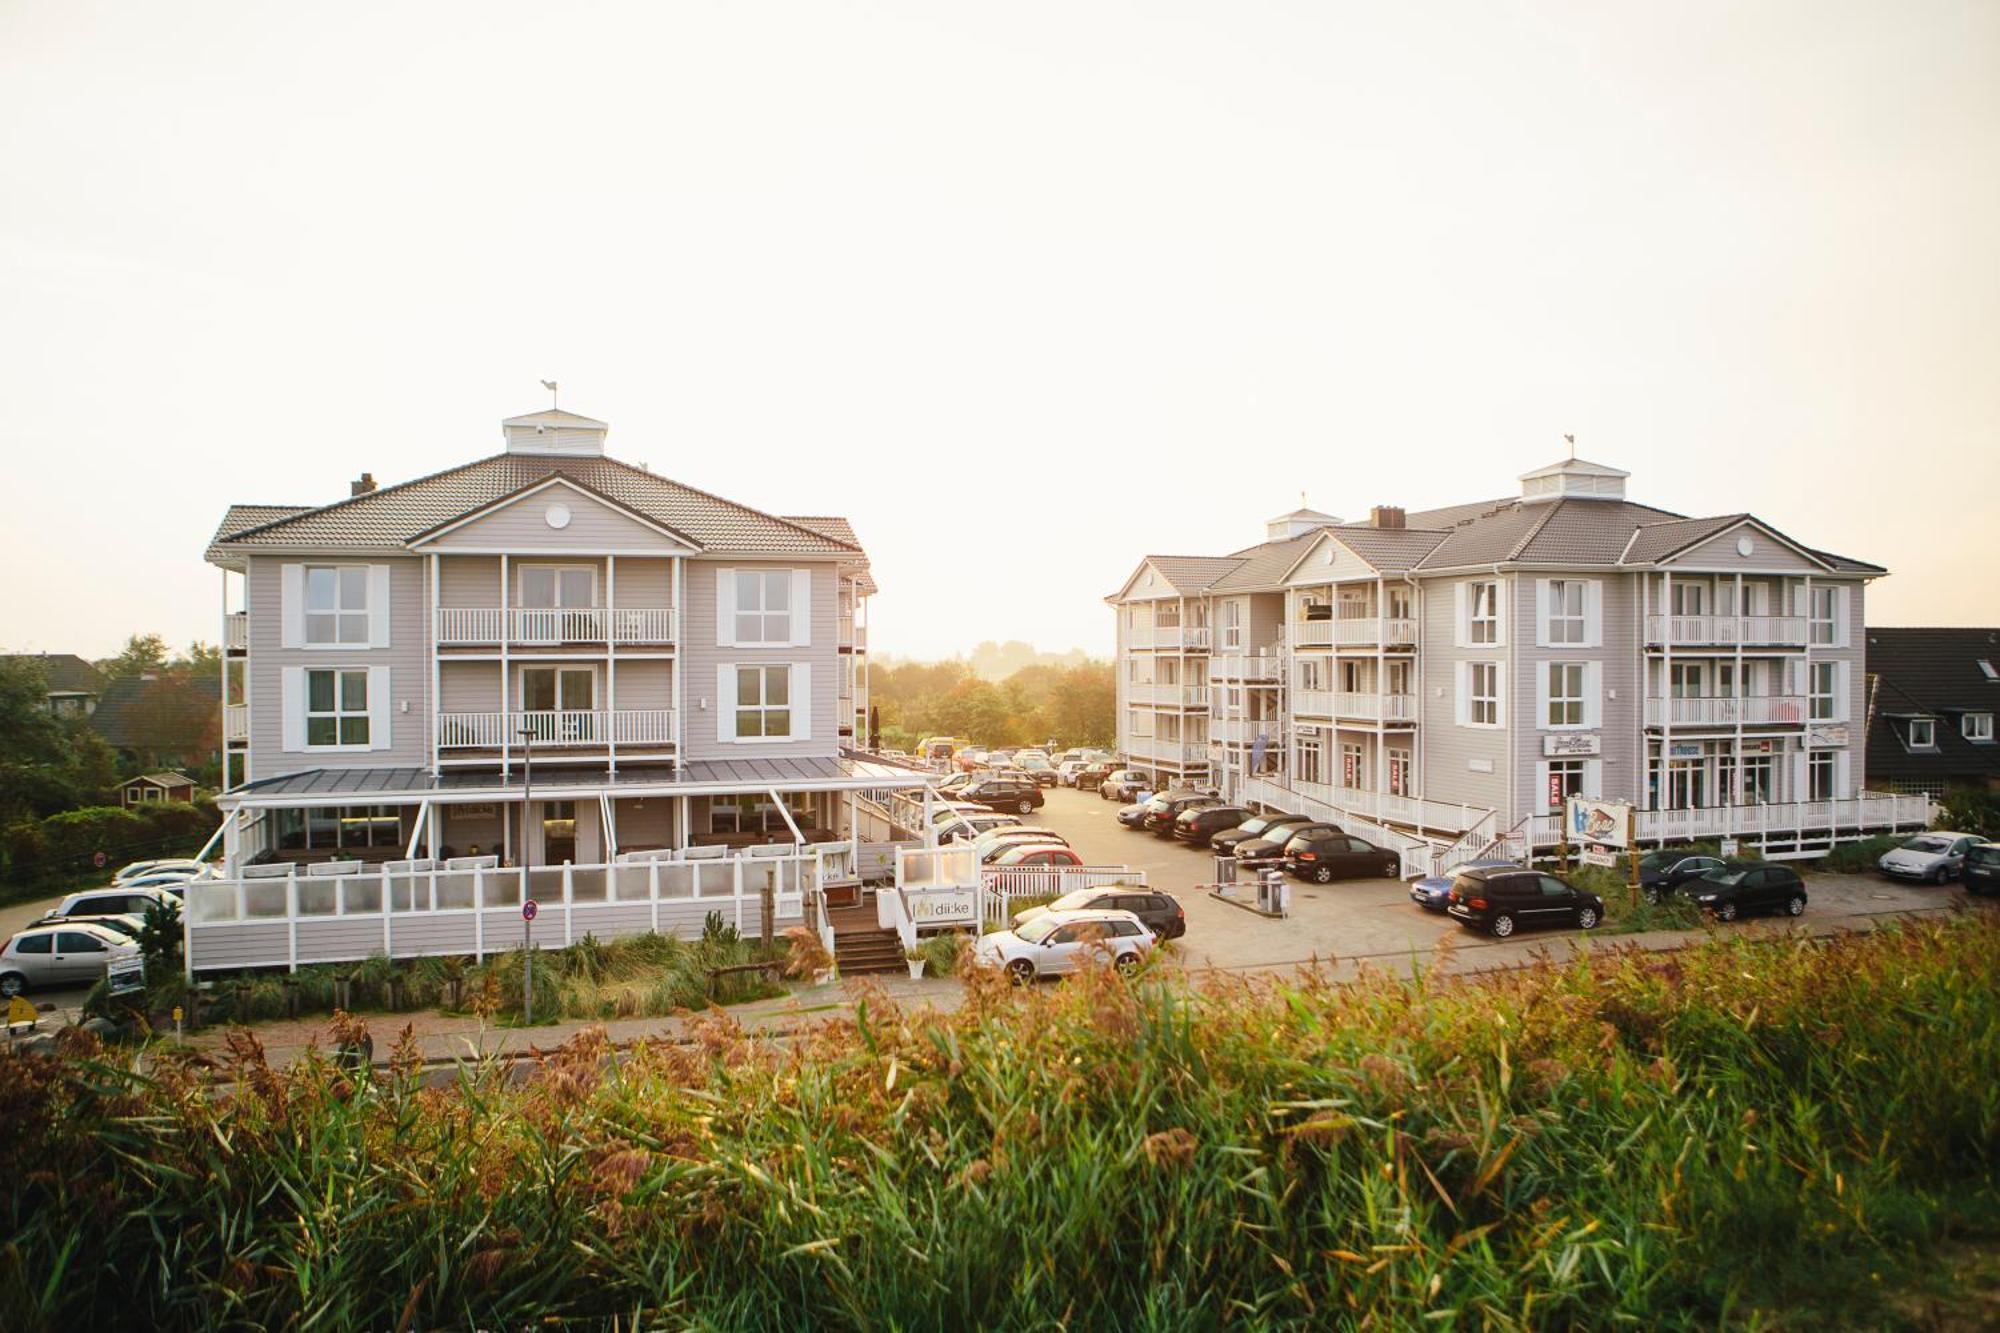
1564;432;1576;460
541;379;559;410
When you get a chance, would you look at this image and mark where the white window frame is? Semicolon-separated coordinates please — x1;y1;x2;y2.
519;664;597;713
734;664;794;740
1965;713;1994;743
1907;717;1936;749
305;667;371;750
304;565;371;647
1544;758;1587;811
1546;580;1586;645
1221;600;1241;650
1546;662;1585;728
1808;749;1836;801
1469;661;1500;727
732;570;793;646
1809;585;1838;647
1809;662;1838;722
1468;581;1499;645
518;564;598;608
1296;737;1324;785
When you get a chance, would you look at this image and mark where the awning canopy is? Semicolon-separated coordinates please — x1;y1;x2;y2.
217;755;935;810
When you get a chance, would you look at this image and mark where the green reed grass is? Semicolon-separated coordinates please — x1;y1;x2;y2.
3;914;1996;1329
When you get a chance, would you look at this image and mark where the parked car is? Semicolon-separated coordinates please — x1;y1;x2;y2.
116;872;198;896
1281;829;1403;883
1172;804;1253;848
1013;886;1186;939
990;844;1085;869
972;825;1066;857
1689;863;1808;921
1070;761;1115;791
1964;842;2000;895
1446;866;1604;938
0;922;141;997
1140;792;1217;835
1232;821;1337;868
49;886;181;920
30;911;148;941
1016;755;1060;787
971;908;1155;982
1210;813;1312;859
1116;801;1154;830
936;812;1022;844
1100;770;1152;801
959;777;1045;815
1638;848;1731;902
1409;858;1516;912
114;858;211;883
1878;832;1981;884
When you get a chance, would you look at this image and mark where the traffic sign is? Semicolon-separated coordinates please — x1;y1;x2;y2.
522;899;538;922
93;851;107;869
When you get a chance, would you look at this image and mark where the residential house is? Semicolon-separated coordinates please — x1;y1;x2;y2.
1;652;106;717
1108;455;1932;863
92;672;222;771
120;771;199;806
1862;628;2000;796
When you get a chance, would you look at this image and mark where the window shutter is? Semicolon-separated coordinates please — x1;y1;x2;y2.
1492;581;1507;647
790;569;813;647
715;568;736;648
1835;662;1850;721
1791;749;1808;802
1534;580;1550;649
1585;758;1602;797
1494;663;1507;723
1534;660;1550;730
368;665;392;750
716;665;737;744
789;663;812;741
1835;749;1851;799
281;667;305;751
1584;661;1604;729
281;564;304;649
1585;580;1604;649
1453;583;1467;649
369;565;392;648
1535;760;1551;810
1833;585;1850;649
1454;662;1470;726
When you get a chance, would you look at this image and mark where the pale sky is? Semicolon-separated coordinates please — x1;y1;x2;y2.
2;0;1995;662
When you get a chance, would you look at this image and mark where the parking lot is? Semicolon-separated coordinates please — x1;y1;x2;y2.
1036;786;1986;978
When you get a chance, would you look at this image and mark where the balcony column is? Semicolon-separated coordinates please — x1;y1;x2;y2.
219;568;232;793
429;551;441;778
1733;571;1745;805
499;554;511;781
607;554;618;777
1660;569;1672;810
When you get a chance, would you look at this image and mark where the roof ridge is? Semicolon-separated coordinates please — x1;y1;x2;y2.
221;452;515;543
595;455;861;552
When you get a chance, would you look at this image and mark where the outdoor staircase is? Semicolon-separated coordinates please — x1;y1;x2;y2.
827;900;907;976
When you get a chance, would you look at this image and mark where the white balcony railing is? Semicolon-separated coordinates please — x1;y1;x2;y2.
1336;691;1417;722
1210;717;1284;745
1126;737;1210;767
224;612;248;652
1525;792;1932;851
435;607;677;647
1291;617;1419;649
436;709;677;748
1127;683;1210;708
1643;695;1808;727
1208;652;1285;683
1644;615;1808;648
1151;625;1211;651
224;703;248;743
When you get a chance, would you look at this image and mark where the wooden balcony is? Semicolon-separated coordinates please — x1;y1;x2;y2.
434;607;677;648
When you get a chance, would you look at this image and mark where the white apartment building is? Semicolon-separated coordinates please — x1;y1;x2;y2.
1110;455;1932;863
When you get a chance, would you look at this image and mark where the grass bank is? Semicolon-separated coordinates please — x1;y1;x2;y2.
5;916;1998;1329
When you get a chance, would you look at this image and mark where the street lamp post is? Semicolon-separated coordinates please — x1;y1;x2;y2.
519;724;536;1023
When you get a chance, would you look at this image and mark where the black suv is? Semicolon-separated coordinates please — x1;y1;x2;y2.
1446;866;1604;938
959;777;1044;815
1211;813;1311;859
1012;886;1187;940
1689;864;1808;921
1172;804;1253;848
1144;794;1221;836
1280;829;1403;883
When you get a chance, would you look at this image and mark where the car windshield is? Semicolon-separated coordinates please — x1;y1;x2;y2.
1016;916;1063;945
1902;837;1950;854
1968;845;2000;865
1048;890;1097;912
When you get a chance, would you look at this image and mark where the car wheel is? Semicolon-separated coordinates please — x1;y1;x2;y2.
1786;895;1805;917
1382;860;1400;877
1644;887;1663;905
1313;865;1334;884
1114;952;1141;977
1017;799;1034;815
1005;959;1034;984
1716;902;1738;922
1932;865;1950;885
0;972;24;998
1576;906;1599;930
1490;913;1516;939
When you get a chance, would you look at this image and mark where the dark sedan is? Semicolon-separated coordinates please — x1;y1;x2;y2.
1638;848;1729;902
1280;829;1403;883
1689;864;1808;922
1172;804;1254;848
1966;842;2000;896
1231;821;1338;868
1211;813;1312;859
958;778;1044;815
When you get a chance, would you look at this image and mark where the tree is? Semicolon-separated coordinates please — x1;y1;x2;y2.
99;633;170;681
0;657;89;822
172;641;222;683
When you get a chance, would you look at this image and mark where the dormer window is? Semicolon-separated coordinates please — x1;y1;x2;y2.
1907;718;1936;749
1965;713;1994;743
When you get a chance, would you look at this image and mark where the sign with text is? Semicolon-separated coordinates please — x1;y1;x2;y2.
1580;847;1618;868
1806;724;1850;748
1543;733;1601;757
1548;771;1566;811
908;889;977;926
1567;797;1632;849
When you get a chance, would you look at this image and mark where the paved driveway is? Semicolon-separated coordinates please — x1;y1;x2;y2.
1037;787;1985;978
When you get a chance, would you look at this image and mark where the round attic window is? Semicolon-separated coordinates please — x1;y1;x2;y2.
1736;535;1754;557
546;502;572;530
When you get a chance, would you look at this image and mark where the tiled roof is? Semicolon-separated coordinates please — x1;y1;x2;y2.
1208;533;1321;592
1863;629;2000;784
0;653;106;696
215;455;860;557
1620;515;1743;564
1409;498;1692;569
209;504;311;551
785;516;877;595
1326;526;1451;572
124;771;197;788
1143;555;1256;594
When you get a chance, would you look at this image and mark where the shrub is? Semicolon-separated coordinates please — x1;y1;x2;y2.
919;929;973;976
1818;834;1904;873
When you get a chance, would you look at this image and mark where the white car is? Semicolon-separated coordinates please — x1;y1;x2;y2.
0;922;141;997
936;812;1021;844
49;885;181;921
972;908;1155;982
114;858;212;883
1878;832;1981;884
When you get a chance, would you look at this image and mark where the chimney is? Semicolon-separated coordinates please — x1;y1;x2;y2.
351;472;377;497
1370;505;1406;529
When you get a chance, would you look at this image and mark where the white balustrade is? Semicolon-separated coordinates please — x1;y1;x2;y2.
435;606;677;646
1645;615;1808;647
435;710;678;748
224;703;249;742
1644;695;1808;726
224;613;248;651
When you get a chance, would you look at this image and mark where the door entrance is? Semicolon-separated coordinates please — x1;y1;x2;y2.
541;800;578;865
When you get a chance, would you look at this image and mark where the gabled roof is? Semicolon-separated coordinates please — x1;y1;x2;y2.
1325;526;1451;572
406;472;701;549
1208;532;1323;593
212;454;859;558
0;653;106;696
122;770;196;789
500;408;608;430
1619;515;1744;564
